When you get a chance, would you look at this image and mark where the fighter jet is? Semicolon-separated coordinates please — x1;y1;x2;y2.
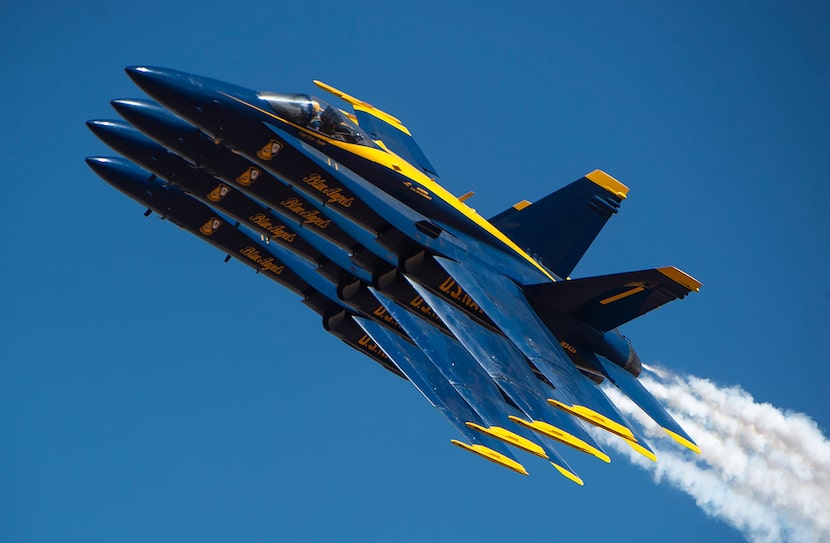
86;66;702;482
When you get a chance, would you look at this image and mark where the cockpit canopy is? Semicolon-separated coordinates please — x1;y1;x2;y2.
258;92;375;147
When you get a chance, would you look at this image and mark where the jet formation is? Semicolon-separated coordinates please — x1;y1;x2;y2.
86;67;702;484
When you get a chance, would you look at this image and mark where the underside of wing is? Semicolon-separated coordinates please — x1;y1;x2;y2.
354;316;529;475
368;290;586;483
433;256;660;462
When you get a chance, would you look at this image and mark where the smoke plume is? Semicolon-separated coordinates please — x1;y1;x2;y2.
597;366;830;543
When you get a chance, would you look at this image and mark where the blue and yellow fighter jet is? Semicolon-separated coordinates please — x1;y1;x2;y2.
86;66;703;483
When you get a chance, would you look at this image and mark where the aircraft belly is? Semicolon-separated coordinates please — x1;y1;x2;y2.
368;289;581;477
354;317;528;473
370;292;506;420
408;281;609;462
434;256;640;440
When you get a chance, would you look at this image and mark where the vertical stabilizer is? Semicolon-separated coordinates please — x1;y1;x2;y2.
490;170;628;278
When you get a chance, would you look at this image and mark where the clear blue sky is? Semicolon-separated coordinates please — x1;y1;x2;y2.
3;1;828;541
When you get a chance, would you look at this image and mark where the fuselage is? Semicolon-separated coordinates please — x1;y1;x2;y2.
125;67;555;283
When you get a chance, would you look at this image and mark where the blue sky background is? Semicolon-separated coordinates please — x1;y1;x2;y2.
3;1;829;541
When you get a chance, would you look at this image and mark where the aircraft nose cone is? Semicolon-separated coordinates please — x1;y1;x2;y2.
125;66;211;117
85;155;115;177
86;119;138;149
123;65;264;133
125;66;184;94
110;98;163;117
86;119;110;138
111;98;191;137
85;156;140;184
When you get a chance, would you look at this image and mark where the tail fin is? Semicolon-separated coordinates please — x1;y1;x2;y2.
489;170;628;278
525;267;702;332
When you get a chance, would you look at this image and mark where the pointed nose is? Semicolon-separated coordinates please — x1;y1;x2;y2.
87;118;170;172
87;119;144;152
124;66;213;119
111;98;193;139
110;98;167;118
85;156;147;187
86;119;131;138
122;65;263;137
85;155;120;178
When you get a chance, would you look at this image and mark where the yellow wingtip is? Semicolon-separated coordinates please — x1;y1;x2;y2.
551;463;584;486
627;440;658;462
547;399;636;442
512;199;532;211
657;266;703;292
664;428;701;454
585;169;629;199
451;440;529;475
466;422;548;459
509;416;610;463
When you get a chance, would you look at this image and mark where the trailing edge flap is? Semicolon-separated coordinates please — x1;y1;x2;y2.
313;80;439;177
489;170;628;279
525;267;702;332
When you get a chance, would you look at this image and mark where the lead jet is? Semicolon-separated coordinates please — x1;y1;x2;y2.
86;66;702;481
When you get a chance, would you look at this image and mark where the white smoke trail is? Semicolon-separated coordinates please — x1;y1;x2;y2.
596;365;830;543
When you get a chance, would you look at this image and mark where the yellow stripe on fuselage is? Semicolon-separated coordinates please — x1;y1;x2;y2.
319;139;556;282
220;91;555;282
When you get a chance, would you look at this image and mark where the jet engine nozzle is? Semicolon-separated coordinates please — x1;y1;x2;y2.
598;331;642;377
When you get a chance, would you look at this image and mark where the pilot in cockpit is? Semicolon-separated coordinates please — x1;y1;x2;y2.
307;100;323;131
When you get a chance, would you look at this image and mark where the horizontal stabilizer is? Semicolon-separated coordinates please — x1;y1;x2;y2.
525;267;702;332
313;80;439;177
594;357;700;454
489;170;628;278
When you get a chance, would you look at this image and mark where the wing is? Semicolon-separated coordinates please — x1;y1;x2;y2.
369;289;585;483
313;80;439;177
408;281;610;465
434;256;660;461
353;316;529;475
